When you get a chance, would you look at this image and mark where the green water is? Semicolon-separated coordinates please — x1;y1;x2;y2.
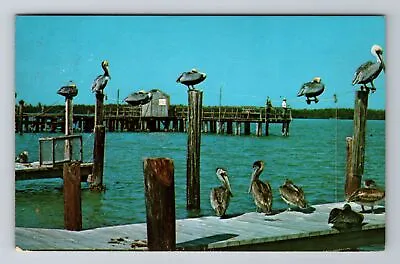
15;118;385;230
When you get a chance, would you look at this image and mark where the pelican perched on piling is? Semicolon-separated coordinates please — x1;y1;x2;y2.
279;179;307;210
328;203;364;230
346;179;385;213
210;168;233;217
124;90;153;106
92;60;111;94
297;77;325;104
57;81;78;99
352;44;385;93
248;160;273;214
176;69;207;90
15;151;29;163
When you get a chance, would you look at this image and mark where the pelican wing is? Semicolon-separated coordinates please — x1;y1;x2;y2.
176;71;206;86
347;188;385;204
252;180;273;213
298;82;325;97
279;184;307;208
210;186;231;217
352;61;378;85
92;75;110;93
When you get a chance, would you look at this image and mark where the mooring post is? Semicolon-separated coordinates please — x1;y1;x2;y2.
63;161;82;231
349;90;369;194
65;96;73;160
91;92;106;191
143;158;176;251
186;90;203;210
18;100;24;135
344;136;356;197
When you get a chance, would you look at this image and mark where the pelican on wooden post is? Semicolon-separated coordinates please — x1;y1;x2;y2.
210;168;233;217
279;179;308;211
92;60;111;94
297;77;325;104
346;179;385;213
176;68;207;90
352;44;385;93
248;160;273;214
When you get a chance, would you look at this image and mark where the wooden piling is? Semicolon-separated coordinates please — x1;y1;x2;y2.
143;158;176;251
91;92;106;191
349;90;369;192
186;90;203;210
18;100;24;135
344;137;357;197
265;121;269;136
256;122;262;136
65;97;73;160
244;122;251;135
63;161;82;231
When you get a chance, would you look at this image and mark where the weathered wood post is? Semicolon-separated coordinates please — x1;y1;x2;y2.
18;100;24;135
345;136;355;197
63;161;82;231
186;90;203;210
143;158;175;251
91;92;106;191
346;90;369;196
64;94;74;160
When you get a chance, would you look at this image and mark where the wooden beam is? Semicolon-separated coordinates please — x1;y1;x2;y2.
63;161;82;231
143;158;176;251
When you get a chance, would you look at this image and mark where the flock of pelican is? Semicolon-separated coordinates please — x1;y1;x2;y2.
210;161;385;230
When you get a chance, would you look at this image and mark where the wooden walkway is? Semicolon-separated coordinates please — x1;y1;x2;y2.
15;162;93;181
15;202;385;251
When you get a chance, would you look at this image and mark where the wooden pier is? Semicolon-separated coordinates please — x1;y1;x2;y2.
15;202;384;251
15;105;292;136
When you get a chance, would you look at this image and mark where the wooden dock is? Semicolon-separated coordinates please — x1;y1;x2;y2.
15;162;93;181
15;202;385;251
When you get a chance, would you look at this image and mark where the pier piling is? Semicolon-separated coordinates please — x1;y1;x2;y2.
143;158;176;251
63;161;82;231
345;136;356;197
186;90;203;210
91;92;106;191
18;100;24;135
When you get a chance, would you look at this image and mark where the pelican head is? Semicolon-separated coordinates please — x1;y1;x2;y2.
191;68;198;73
371;44;385;72
101;60;111;77
312;77;321;83
364;179;377;188
216;168;233;196
248;160;265;193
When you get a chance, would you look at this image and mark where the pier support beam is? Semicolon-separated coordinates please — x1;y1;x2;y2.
348;90;369;195
18;100;24;135
265;121;269;136
256;122;262;137
244;122;251;135
143;158;176;251
186;90;203;211
63;161;82;231
91;92;106;192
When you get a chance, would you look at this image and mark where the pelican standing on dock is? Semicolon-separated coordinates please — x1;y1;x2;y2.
91;60;111;94
346;179;385;213
210;168;233;217
297;77;325;104
352;44;385;93
176;69;207;90
279;179;307;210
248;160;273;214
328;203;364;230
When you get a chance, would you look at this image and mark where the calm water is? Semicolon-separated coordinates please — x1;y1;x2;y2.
15;119;385;230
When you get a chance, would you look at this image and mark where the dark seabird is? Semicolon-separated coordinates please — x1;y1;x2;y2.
210;168;233;217
176;69;207;90
279;179;307;210
328;204;364;230
346;179;385;213
124;90;153;106
352;44;385;93
15;151;29;163
297;77;325;104
92;60;111;94
57;81;78;99
248;160;273;214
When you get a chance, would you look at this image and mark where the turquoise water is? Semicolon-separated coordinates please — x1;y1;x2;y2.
15;118;385;230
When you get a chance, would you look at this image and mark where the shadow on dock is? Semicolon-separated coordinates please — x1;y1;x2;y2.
176;233;238;250
266;206;317;216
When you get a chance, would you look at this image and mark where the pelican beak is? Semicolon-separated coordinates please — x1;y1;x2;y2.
248;167;257;193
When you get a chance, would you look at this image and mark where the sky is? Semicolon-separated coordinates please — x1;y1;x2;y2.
15;15;386;109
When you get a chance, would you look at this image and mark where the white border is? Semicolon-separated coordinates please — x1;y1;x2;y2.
2;1;399;263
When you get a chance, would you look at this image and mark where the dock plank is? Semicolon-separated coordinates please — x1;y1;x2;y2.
15;202;385;251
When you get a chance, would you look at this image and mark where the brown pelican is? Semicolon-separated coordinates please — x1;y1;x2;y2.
210;168;233;217
352;44;385;93
297;77;325;104
124;90;153;106
328;204;364;230
279;179;307;210
248;160;273;214
92;60;111;94
57;81;78;99
176;68;206;90
346;179;385;213
15;151;29;163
